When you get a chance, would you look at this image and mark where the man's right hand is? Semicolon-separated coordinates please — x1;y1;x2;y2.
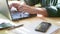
9;3;20;9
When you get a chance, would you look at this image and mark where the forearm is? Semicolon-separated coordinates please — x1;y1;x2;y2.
21;5;48;16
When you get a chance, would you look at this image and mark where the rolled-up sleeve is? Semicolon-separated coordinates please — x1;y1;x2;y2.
45;6;58;17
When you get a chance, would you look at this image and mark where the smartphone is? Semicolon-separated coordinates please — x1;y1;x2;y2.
35;22;51;33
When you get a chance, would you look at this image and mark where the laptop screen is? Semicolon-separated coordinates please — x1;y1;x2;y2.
0;0;11;19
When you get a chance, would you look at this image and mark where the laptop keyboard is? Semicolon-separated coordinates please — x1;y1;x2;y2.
11;12;30;20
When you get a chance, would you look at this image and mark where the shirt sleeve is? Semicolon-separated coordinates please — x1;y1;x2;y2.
44;0;60;17
56;3;60;16
45;0;60;17
45;6;58;17
24;0;40;6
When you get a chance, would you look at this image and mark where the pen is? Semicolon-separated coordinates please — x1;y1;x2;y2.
0;24;24;30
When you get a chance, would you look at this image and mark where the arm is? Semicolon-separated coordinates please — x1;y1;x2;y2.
19;0;58;17
9;3;57;17
9;0;58;17
9;0;48;17
18;5;48;17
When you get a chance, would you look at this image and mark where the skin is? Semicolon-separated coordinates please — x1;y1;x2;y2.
9;2;48;17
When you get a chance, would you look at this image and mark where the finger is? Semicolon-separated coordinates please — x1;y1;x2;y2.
12;3;20;8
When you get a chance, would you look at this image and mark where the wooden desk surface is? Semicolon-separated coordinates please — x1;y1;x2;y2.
0;14;60;34
12;16;60;26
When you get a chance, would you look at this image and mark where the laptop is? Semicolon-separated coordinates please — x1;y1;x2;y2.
0;0;36;21
0;0;11;20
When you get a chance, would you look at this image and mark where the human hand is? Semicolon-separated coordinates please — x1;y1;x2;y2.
9;3;20;9
9;2;26;12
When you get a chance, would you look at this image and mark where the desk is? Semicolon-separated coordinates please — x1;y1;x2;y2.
0;13;60;34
